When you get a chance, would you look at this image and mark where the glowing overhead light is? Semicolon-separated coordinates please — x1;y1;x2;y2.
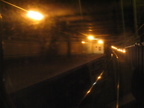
27;11;44;20
88;29;92;31
81;41;86;44
87;35;94;40
98;40;104;44
0;0;44;21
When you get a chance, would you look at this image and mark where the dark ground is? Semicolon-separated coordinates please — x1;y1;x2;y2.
3;52;144;108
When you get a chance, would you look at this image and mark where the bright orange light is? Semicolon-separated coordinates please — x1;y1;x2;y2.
97;76;101;80
111;46;117;49
111;46;126;53
87;90;91;94
81;41;86;44
117;49;121;52
27;11;44;20
88;35;94;40
122;49;126;53
98;40;104;44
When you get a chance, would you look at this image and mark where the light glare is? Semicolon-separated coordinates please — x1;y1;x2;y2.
97;76;101;80
88;35;94;40
81;41;86;44
87;90;91;94
98;40;103;44
111;46;126;53
27;11;44;20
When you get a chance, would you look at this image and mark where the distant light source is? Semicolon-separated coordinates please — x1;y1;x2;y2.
81;41;86;44
88;29;92;31
27;11;44;20
122;49;126;53
98;40;104;44
87;35;94;40
111;45;126;53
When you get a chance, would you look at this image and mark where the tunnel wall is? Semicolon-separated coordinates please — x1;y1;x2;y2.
3;40;105;59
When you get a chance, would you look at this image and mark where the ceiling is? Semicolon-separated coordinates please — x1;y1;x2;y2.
2;0;144;44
